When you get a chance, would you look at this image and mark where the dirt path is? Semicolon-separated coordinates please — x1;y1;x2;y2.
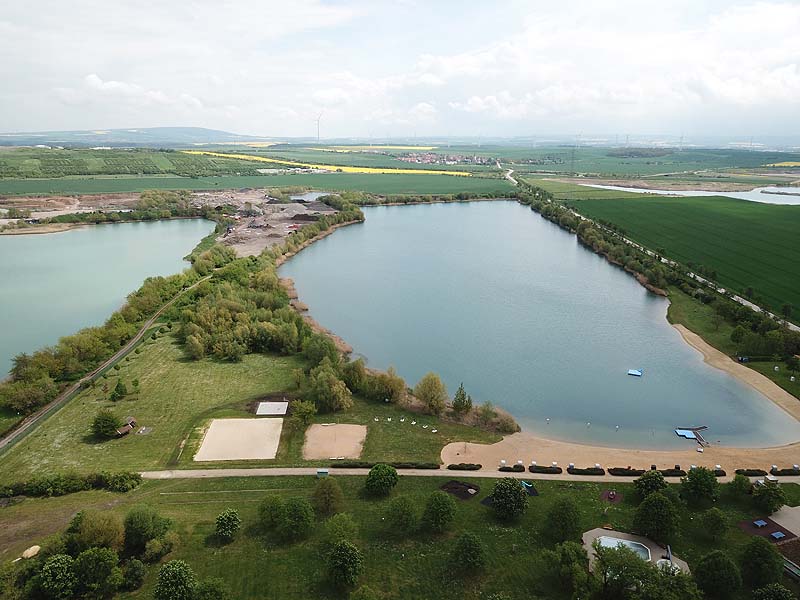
0;276;211;454
673;324;800;420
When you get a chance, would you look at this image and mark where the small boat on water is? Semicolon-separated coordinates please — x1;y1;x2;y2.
627;369;643;377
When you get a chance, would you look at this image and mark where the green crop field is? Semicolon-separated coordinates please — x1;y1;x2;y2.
2;476;799;599
0;172;513;196
528;178;800;313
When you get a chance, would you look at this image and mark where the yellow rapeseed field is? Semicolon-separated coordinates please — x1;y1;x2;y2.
182;150;471;176
766;161;800;167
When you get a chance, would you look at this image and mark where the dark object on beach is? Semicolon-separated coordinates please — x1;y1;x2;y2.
440;480;480;500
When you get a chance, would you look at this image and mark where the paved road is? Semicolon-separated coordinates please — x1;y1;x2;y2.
141;466;747;484
0;276;210;453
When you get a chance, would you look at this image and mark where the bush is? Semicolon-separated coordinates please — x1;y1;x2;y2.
421;491;456;534
215;508;241;543
124;505;171;556
498;464;525;472
634;470;667;498
74;547;122;598
279;498;314;541
490;478;528;521
698;507;728;542
320;513;359;553
327;541;363;589
770;468;800;476
693;551;741;599
364;464;398;497
385;495;418;533
123;559;146;591
447;463;482;470
154;560;197;600
546;497;582;542
528;465;562;474
741;537;783;588
608;467;646;476
729;473;753;496
450;532;486;573
313;477;345;517
753;481;787;515
753;583;796;600
195;577;231;600
633;492;678;544
91;409;122;439
566;466;605;475
0;471;141;499
681;467;720;506
735;469;767;477
257;496;286;531
40;554;77;600
414;372;448;415
68;509;124;553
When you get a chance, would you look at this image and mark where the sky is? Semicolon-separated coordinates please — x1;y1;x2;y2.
1;0;799;139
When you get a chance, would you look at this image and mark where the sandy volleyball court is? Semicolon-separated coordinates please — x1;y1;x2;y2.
303;424;367;459
195;418;283;462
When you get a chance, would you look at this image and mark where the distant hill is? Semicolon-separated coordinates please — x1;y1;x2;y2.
0;127;273;147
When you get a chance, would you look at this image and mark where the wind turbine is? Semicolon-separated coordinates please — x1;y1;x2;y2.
315;111;323;143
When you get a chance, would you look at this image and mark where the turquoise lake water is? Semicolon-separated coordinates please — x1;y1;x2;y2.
0;219;214;377
279;201;800;449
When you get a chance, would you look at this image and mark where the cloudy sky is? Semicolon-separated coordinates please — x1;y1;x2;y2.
2;0;799;138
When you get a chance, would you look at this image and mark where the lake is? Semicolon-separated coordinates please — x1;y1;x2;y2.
582;184;800;205
279;201;800;449
0;219;215;377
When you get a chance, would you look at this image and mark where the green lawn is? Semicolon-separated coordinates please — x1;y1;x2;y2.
0;173;513;196
529;178;800;314
2;476;799;599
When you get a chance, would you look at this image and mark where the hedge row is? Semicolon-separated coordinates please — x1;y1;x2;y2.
771;468;800;476
658;469;687;478
330;461;440;470
0;471;142;498
447;463;482;471
529;465;563;474
567;467;606;476
608;467;646;477
736;469;768;476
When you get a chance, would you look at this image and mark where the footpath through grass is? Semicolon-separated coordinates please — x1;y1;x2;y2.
2;476;800;599
0;173;514;196
529;178;800;314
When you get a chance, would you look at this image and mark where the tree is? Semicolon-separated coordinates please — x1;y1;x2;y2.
364;464;398;497
450;532;486;574
327;541;363;589
109;380;128;402
781;303;793;319
538;542;592;599
729;473;752;497
490;478;528;521
154;560;197;600
309;358;352;413
215;508;241;543
634;492;678;544
302;333;339;368
123;559;146;591
476;401;497;427
693;551;741;599
320;513;359;553
741;537;783;588
452;383;472;415
421;491;456;533
195;577;231;600
731;325;747;344
279;498;314;541
91;409;122;439
74;547;122;599
634;470;667;499
385;496;418;533
40;554;77;600
185;334;205;360
257;496;286;531
753;481;787;515
698;507;728;542
123;505;171;556
286;399;316;432
414;372;448;415
312;477;344;517
592;541;651;599
681;467;720;506
545;497;582;542
69;509;125;553
753;583;796;600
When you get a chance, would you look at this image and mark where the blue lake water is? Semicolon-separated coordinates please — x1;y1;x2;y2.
279;201;800;449
0;219;215;377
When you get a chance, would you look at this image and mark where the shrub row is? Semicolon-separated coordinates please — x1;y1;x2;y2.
770;468;800;476
608;467;646;477
714;469;727;477
0;471;142;498
330;461;439;470
528;465;563;474
658;469;687;478
498;464;526;473
447;463;482;471
567;466;606;476
736;468;768;476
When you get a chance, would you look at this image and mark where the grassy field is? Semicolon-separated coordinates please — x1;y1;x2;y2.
2;476;799;599
0;173;513;196
529;178;800;313
0;334;498;480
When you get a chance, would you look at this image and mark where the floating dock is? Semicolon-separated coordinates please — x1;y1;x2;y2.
627;368;643;377
675;426;709;446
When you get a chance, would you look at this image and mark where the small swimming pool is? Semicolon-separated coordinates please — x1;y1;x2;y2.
597;536;651;562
